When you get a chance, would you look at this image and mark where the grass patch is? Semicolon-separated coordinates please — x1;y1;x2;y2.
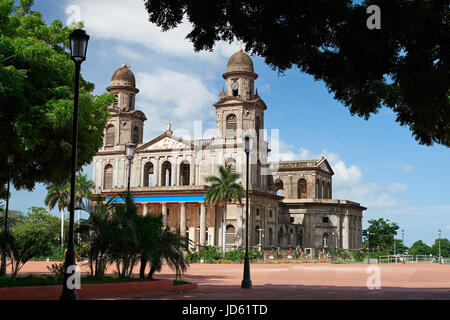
0;275;152;287
173;280;190;286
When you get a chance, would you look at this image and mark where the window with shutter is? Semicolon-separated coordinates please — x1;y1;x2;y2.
105;125;115;146
104;164;113;189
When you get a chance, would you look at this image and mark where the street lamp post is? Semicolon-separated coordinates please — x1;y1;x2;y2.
259;229;265;264
401;229;405;264
125;142;136;193
331;230;336;263
367;231;370;264
241;135;252;289
0;155;14;277
438;229;442;264
61;29;89;300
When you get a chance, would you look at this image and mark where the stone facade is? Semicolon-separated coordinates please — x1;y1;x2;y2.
92;51;366;251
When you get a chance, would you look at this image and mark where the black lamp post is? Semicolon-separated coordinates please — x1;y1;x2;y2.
331;230;336;264
438;229;442;264
125;142;136;193
401;229;405;264
241;135;252;289
0;154;14;277
60;28;89;300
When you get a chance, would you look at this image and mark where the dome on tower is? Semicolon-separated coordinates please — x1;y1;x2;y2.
110;64;136;87
226;49;254;73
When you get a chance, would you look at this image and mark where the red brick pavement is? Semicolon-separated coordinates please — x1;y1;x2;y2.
5;261;450;300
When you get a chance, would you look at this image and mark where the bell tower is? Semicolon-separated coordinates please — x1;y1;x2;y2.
102;64;146;149
214;49;266;139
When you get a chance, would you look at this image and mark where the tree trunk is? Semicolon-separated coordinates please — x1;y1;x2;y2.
139;256;147;278
147;265;156;279
60;207;65;250
222;204;227;256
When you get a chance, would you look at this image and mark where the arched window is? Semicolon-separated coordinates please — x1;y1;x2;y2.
323;233;329;248
268;228;273;246
267;175;274;191
274;179;284;196
226;114;237;137
129;94;134;109
103;164;113;189
143;162;154;187
113;93;119;108
225;158;236;175
255;226;261;245
132;126;139;144
226;225;235;246
105;125;115;146
297;179;307;199
179;160;190;186
161;161;172;186
232;81;238;96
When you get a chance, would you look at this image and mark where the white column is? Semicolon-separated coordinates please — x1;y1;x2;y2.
188;226;195;251
172;158;178;186
189;157;195;185
342;214;349;249
200;202;206;247
161;202;167;226
143;204;148;217
180;202;186;237
237;206;243;248
155;158;160;186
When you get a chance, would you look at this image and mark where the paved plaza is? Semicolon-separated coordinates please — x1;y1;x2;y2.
11;261;450;300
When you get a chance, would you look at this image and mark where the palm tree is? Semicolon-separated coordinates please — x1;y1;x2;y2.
205;165;245;255
44;182;70;249
75;173;94;245
77;195;116;278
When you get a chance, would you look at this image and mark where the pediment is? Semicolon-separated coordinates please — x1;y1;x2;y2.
317;158;334;175
137;133;191;152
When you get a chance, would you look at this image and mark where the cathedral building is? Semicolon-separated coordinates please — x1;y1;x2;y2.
91;50;366;252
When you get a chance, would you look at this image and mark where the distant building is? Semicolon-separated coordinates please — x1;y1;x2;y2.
92;50;366;251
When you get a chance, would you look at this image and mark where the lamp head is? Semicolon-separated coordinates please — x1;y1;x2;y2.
125;142;136;160
69;29;90;63
244;135;251;153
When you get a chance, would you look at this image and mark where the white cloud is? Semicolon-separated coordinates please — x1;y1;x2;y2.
68;0;240;62
116;46;144;60
389;163;414;173
136;69;217;140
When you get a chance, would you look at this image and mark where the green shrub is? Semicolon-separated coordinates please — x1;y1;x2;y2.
350;250;365;261
200;246;223;260
225;249;245;262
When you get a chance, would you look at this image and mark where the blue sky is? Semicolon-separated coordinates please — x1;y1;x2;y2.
9;0;450;246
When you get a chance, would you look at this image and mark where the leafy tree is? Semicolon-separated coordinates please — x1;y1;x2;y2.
362;218;399;251
7;207;60;279
44;181;69;249
0;207;25;231
409;240;433;256
0;0;114;191
432;238;450;257
144;0;449;147
205;165;245;255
